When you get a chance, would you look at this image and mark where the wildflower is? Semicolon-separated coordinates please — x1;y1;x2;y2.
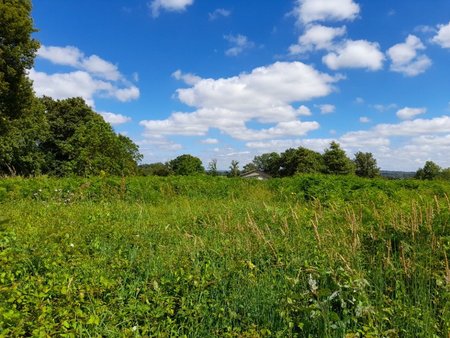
69;243;74;248
132;326;138;332
308;274;318;294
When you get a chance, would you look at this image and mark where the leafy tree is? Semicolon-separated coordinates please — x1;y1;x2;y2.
322;141;355;175
139;163;171;176
228;160;240;177
242;162;258;173
0;99;48;175
353;152;380;178
252;152;280;176
415;161;441;180
0;0;39;134
39;97;141;176
0;0;46;176
208;159;218;176
438;168;450;180
279;147;323;177
168;154;204;176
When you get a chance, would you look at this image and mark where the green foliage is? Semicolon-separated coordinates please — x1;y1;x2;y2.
0;175;450;335
242;162;258;173
280;147;324;176
228;160;240;177
168;154;204;176
37;97;141;176
1;175;450;336
439;168;450;180
323;141;355;175
139;162;171;176
0;0;39;133
354;151;380;178
416;160;441;180
0;98;48;175
252;152;281;177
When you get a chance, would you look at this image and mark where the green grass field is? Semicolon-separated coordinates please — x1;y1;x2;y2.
1;175;450;337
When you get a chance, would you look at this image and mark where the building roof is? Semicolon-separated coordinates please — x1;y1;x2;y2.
240;170;272;179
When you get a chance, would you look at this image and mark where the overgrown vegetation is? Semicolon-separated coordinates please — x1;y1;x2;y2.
1;175;450;336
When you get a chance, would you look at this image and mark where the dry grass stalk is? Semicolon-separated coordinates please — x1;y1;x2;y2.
246;211;278;258
311;211;321;247
444;250;450;286
434;195;441;213
345;207;360;254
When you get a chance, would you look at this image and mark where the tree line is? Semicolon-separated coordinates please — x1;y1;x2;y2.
140;143;450;181
139;142;381;178
0;0;142;176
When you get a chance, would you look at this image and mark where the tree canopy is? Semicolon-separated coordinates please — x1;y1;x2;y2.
0;0;39;132
354;152;380;178
415;161;441;180
228;160;240;177
252;152;280;177
279;147;323;177
322;142;355;175
168;154;204;176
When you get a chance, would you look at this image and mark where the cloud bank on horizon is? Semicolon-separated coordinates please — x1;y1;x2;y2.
30;0;450;171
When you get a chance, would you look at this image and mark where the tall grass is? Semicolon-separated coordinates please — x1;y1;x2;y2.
0;175;449;336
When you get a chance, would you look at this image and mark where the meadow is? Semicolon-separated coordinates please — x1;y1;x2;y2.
1;175;450;337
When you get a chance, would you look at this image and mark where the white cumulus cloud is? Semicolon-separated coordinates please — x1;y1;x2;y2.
293;0;360;25
396;107;427;120
99;112;132;125
140;61;341;141
289;25;346;55
387;35;431;76
432;21;450;48
149;0;194;17
32;45;139;107
172;69;201;85
322;39;385;70
38;45;122;81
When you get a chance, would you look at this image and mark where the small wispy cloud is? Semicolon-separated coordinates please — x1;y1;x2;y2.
209;8;231;21
148;0;194;18
224;34;255;56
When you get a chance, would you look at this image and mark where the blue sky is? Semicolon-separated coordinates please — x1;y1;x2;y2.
31;0;450;170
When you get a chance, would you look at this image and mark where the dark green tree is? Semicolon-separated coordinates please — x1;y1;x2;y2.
322;141;355;175
0;0;39;134
353;152;380;178
39;97;141;176
242;162;258;173
438;168;450;180
252;152;280;176
139;163;171;176
168;154;204;176
415;161;441;180
279;147;323;177
0;0;46;176
0;99;48;175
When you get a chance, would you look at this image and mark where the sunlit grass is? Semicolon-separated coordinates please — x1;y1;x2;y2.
1;175;449;336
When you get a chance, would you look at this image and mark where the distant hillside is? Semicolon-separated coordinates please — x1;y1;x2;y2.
380;170;415;179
